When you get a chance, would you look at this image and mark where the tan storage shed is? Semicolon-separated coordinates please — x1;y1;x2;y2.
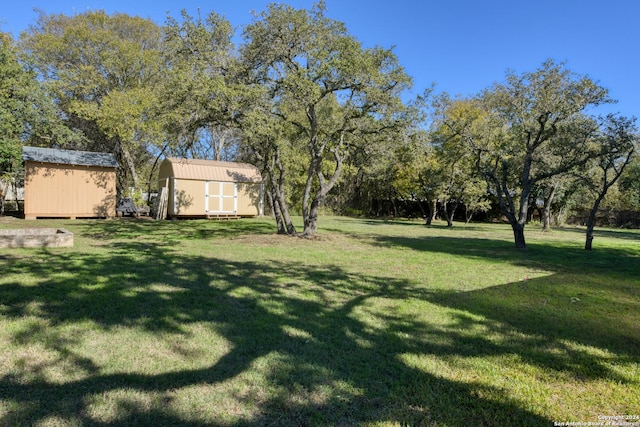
158;158;263;218
22;146;118;220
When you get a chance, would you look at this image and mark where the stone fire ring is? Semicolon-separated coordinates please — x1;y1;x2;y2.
0;228;74;248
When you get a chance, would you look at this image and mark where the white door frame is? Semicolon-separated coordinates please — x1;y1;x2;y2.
205;181;237;214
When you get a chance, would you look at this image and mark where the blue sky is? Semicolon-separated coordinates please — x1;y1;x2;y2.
1;0;638;117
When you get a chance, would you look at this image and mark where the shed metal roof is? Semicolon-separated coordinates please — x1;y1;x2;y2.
162;158;262;183
22;146;118;168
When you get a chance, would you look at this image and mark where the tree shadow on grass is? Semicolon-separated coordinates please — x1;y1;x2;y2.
367;232;640;361
551;224;640;242
0;237;559;425
77;217;276;243
425;281;640;382
373;232;640;274
330;217;492;233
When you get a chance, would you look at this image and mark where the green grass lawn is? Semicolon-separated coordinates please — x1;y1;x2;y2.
0;216;638;426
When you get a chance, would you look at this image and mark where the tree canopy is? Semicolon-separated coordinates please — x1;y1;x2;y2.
0;33;28;176
432;60;619;248
1;31;81;206
2;4;639;244
241;1;415;236
19;10;164;192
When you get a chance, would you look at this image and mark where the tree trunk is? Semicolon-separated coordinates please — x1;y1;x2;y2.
513;192;528;249
425;199;436;225
258;143;295;235
465;208;474;224
444;200;458;227
424;200;433;225
272;171;295;235
302;198;320;237
500;153;532;249
301;180;330;237
542;182;558;232
301;177;335;236
301;152;321;230
512;221;527;249
301;135;344;237
267;186;285;234
584;197;604;251
0;180;5;216
119;143;140;192
584;226;594;251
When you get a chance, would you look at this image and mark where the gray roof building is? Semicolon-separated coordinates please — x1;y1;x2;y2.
22;146;118;168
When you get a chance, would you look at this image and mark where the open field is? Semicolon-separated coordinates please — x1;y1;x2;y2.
0;216;638;426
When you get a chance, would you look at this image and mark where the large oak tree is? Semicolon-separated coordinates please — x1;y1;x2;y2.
437;60;611;248
579;115;638;250
241;1;414;236
1;32;81;210
160;10;243;161
20;11;164;194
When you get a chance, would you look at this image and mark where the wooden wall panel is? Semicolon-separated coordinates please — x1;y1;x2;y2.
173;179;205;216
236;183;262;216
24;162;116;219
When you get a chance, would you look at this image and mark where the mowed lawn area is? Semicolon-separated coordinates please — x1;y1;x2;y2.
0;216;638;426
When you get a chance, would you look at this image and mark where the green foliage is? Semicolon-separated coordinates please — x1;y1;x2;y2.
20;11;164;192
1;30;85;209
0;34;26;171
619;156;640;209
160;10;241;157
1;32;76;174
241;2;416;235
434;60;613;247
429;97;491;224
390;131;442;205
3;6;640;232
574;115;638;249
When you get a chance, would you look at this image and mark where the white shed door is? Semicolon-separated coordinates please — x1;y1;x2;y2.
205;181;237;214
